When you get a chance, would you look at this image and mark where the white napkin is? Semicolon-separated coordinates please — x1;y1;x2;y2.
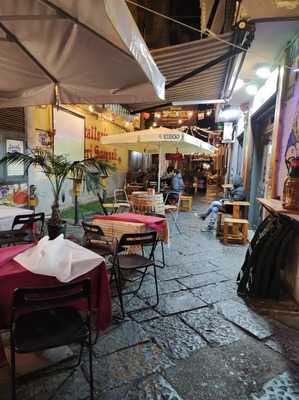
14;235;104;282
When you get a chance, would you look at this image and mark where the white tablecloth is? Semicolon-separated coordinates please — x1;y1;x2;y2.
0;206;33;231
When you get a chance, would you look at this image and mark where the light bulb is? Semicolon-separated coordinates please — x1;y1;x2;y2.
178;119;182;124
88;105;95;112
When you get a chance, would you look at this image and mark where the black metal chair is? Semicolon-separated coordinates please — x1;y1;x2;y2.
0;212;45;247
82;221;117;257
10;279;94;400
144;212;168;269
111;231;158;317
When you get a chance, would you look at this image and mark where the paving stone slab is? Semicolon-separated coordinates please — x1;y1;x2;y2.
156;265;192;281
17;368;89;400
251;371;299;399
265;323;299;365
135;277;186;299
94;320;150;357
101;374;184;400
155;291;207;316
130;308;162;322
142;315;206;359
192;281;238;304
178;271;229;289
88;343;174;393
180;307;240;347
217;300;273;340
112;294;148;317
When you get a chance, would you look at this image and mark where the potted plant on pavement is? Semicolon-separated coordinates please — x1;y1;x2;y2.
0;148;111;239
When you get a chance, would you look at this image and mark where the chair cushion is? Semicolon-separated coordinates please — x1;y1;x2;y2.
117;254;154;270
13;307;88;353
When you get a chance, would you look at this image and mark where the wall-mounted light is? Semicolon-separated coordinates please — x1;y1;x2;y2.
153;122;157;127
155;112;161;119
88;105;95;112
178;119;182;124
187;111;193;118
206;109;212;116
246;84;258;96
256;66;271;79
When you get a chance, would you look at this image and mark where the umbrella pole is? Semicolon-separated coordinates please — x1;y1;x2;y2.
158;146;162;192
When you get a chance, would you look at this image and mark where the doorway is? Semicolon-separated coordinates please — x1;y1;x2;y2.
249;97;275;229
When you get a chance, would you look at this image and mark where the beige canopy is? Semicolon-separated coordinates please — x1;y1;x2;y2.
102;127;215;191
0;0;165;108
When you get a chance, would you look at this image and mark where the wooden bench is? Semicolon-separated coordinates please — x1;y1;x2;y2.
180;195;192;212
223;218;248;245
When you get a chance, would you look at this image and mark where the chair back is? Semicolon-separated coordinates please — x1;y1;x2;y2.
118;231;157;258
11;279;91;323
82;221;105;238
12;212;45;239
164;191;181;209
114;189;129;204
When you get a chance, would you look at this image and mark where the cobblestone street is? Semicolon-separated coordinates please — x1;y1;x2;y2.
1;194;299;400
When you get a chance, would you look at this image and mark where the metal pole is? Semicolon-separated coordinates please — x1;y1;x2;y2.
158;146;162;192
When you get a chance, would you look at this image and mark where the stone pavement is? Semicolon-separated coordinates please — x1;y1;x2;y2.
2;192;299;399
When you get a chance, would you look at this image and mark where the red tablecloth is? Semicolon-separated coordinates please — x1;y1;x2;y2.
92;212;166;235
0;244;112;364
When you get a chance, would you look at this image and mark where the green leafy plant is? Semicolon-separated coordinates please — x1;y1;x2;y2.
0;148;112;225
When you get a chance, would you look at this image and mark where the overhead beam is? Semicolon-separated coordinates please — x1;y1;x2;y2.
207;0;220;30
165;47;244;90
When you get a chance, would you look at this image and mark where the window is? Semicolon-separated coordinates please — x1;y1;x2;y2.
0;130;27;184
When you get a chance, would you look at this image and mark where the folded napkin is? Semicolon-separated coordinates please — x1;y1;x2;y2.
14;235;104;282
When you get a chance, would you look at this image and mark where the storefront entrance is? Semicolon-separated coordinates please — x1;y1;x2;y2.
249;97;276;228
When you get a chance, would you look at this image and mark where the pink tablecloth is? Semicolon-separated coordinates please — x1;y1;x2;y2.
92;212;167;236
0;244;112;364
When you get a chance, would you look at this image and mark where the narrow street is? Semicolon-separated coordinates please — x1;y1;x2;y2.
2;191;297;400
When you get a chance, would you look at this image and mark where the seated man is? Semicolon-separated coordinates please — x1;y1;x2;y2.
200;175;246;231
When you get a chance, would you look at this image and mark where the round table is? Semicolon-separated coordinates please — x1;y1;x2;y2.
130;192;165;215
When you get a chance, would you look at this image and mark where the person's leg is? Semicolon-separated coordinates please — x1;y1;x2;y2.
208;205;220;228
200;200;222;219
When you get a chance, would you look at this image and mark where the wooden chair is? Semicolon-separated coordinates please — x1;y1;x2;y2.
180;195;193;211
223;218;249;245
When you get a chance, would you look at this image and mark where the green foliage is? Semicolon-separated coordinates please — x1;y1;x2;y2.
0;148;113;224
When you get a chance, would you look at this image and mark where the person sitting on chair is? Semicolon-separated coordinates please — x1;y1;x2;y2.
200;175;246;231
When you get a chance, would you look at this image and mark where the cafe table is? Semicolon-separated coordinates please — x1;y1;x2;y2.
0;205;33;231
0;242;112;373
91;212;169;243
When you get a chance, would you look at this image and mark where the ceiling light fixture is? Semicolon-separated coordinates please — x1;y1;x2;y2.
246;84;258;96
256;66;271;79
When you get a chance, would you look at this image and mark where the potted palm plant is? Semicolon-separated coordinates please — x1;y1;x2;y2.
0;148;111;239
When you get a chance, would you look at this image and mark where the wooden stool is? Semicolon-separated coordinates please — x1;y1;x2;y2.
180;195;192;211
223;218;248;245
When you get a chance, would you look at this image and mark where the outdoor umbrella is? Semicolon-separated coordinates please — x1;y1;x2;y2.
0;0;165;108
101;127;215;191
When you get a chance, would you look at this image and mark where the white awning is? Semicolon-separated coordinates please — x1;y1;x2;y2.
0;0;165;108
101;127;215;155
